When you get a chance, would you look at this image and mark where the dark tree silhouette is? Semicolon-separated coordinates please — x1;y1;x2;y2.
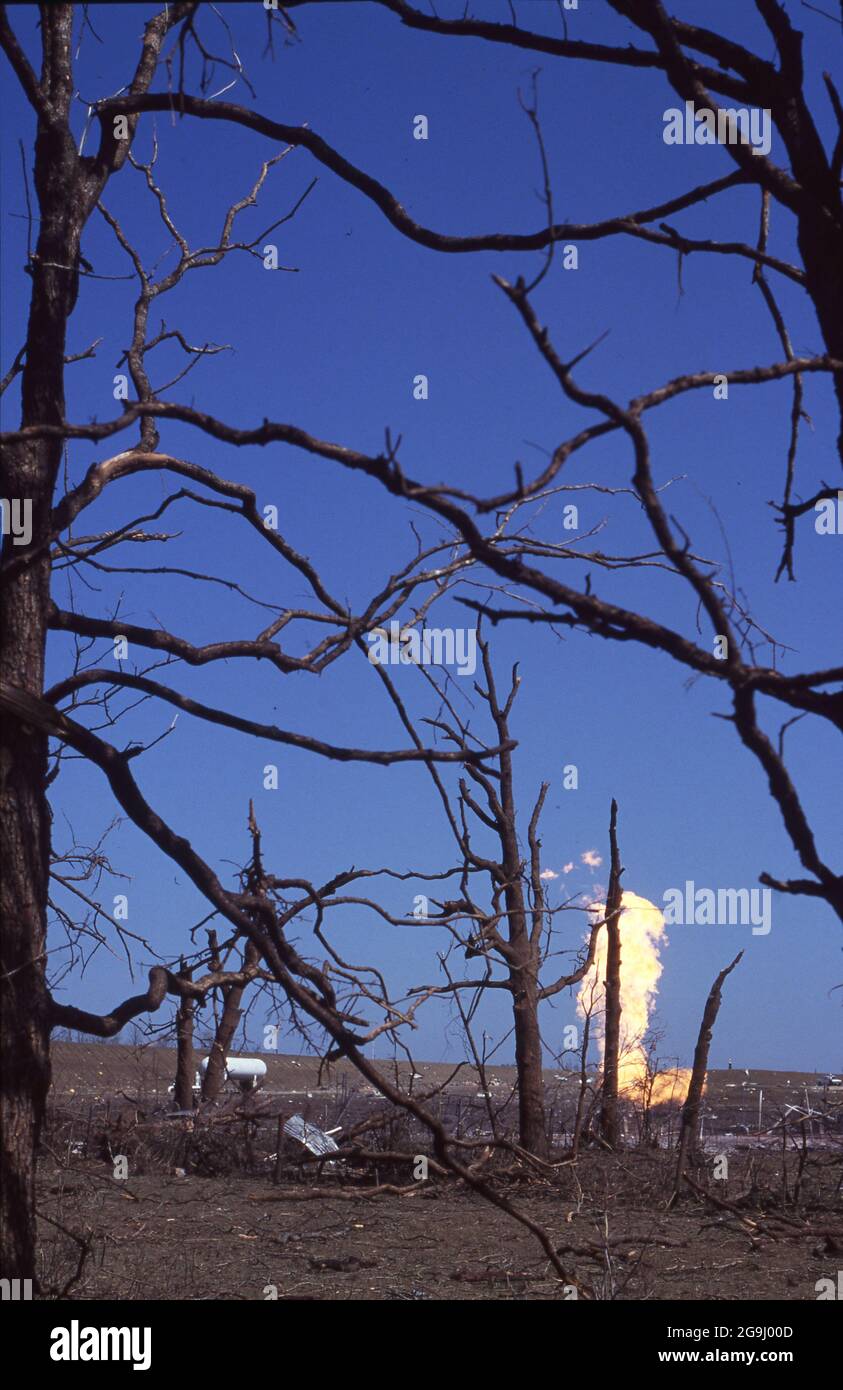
2;0;841;1287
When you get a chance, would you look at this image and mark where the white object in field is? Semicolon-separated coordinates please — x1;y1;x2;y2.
197;1056;268;1092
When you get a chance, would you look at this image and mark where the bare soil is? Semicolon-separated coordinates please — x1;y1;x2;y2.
35;1043;843;1301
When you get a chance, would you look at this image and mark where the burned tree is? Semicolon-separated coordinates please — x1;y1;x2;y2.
0;3;507;1279
0;0;190;1283
199;808;267;1103
173;959;196;1112
2;0;841;1292
599;800;624;1151
673;950;744;1200
355;634;614;1158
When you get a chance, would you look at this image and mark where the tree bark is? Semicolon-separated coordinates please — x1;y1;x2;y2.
0;1;182;1277
512;964;547;1157
201;940;260;1102
571;1009;592;1158
174;962;195;1110
600;799;623;1151
201;987;245;1103
673;951;743;1201
498;751;548;1156
0;509;53;1278
0;7;80;1277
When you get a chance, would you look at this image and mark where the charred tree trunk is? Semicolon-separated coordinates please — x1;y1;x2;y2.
600;799;624;1151
174;961;195;1110
498;766;548;1156
201;939;260;1102
571;1008;592;1158
0;9;81;1276
511;957;547;1158
474;645;549;1158
672;951;743;1202
201;986;244;1103
0;482;53;1279
0;3;183;1276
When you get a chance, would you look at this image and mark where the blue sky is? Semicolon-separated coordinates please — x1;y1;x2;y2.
2;1;841;1071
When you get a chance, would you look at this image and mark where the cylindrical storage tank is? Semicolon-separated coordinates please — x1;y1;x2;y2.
198;1057;267;1080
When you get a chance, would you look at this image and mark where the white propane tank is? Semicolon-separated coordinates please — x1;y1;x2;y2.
198;1056;268;1091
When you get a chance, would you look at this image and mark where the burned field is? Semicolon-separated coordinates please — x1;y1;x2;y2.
36;1043;843;1302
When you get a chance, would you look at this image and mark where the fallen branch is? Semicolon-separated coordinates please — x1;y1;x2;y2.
248;1183;421;1201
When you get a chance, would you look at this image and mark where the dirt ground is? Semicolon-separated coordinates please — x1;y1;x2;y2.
35;1163;842;1302
35;1043;843;1301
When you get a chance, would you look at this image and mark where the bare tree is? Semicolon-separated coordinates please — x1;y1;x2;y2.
358;635;617;1158
672;951;744;1201
2;0;841;1288
600;800;624;1151
173;959;195;1111
0;3;505;1278
28;0;837;932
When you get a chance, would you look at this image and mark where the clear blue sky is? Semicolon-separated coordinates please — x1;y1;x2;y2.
2;1;841;1071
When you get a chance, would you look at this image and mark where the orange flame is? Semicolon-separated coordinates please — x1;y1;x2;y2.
577;890;692;1104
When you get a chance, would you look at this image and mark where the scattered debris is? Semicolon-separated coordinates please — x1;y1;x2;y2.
308;1254;377;1272
282;1114;340;1158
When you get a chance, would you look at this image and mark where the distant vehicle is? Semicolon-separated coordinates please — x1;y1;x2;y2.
821;1074;842;1087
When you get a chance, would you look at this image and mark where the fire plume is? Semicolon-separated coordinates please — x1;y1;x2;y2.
577;890;692;1105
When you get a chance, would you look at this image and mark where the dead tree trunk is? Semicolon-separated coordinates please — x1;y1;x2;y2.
672;951;743;1202
1;11;82;1275
495;738;548;1156
174;960;195;1110
417;645;612;1160
201;984;244;1102
600;799;624;1151
0;1;185;1280
511;960;548;1157
571;1008;592;1158
201;935;261;1103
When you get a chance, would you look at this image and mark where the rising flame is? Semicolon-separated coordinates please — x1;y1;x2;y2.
577;890;692;1106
